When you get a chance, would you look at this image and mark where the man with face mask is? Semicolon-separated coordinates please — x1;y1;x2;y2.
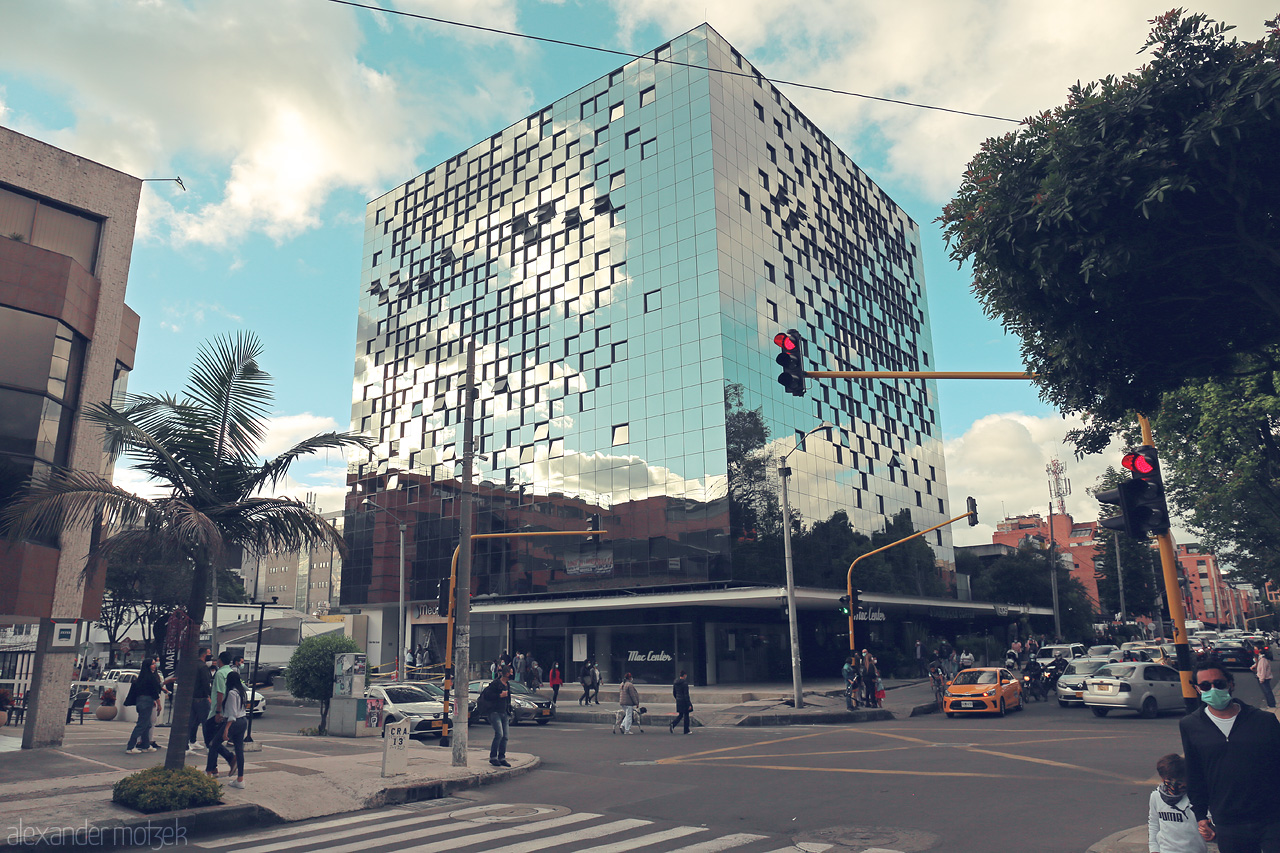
1179;657;1280;852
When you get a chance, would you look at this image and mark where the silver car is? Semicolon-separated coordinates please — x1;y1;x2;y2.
1055;657;1114;707
1083;662;1184;718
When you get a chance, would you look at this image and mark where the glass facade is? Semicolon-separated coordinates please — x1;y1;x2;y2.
343;25;949;614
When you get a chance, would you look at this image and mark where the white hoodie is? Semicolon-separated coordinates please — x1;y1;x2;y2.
1147;789;1207;853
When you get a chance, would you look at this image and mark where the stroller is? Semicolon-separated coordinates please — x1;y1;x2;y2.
613;706;648;734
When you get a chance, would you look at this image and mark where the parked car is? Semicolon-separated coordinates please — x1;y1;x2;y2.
1083;662;1183;718
506;681;556;724
246;688;267;716
466;680;548;725
402;680;477;722
365;683;449;739
1055;657;1114;707
943;668;1022;717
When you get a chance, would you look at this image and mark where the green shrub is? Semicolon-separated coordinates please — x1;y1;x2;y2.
112;766;221;813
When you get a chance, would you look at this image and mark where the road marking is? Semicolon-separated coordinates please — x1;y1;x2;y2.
666;832;769;851
394;813;599;853
225;812;455;853
570;825;709;852
484;818;650;852
961;746;1144;783
675;746;916;762
658;729;832;764
197;809;392;846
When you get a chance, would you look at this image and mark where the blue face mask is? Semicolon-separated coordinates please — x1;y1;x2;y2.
1200;687;1232;710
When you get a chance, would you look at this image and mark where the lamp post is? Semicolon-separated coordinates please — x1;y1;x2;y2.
778;420;833;711
244;595;277;744
363;498;408;682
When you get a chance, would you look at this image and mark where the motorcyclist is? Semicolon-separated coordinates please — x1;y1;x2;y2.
1021;656;1044;700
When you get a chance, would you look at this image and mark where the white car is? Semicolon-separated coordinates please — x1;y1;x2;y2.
1054;657;1114;706
246;688;267;716
366;683;449;739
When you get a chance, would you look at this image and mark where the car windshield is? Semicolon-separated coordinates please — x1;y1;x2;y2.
1096;665;1137;679
507;681;534;694
1037;648;1069;659
1216;641;1243;649
1088;646;1116;655
952;670;999;685
383;686;434;704
1065;660;1107;676
405;682;445;697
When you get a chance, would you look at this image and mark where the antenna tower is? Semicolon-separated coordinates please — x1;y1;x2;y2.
1046;458;1070;517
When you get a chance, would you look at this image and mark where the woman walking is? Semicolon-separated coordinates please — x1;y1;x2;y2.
124;658;163;754
549;663;563;704
214;671;249;788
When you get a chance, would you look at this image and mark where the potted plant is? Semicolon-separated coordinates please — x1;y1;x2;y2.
0;688;10;727
96;688;117;721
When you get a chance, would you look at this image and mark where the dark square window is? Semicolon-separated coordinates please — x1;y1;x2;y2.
641;138;657;159
644;289;661;312
640;86;656;107
625;129;640;149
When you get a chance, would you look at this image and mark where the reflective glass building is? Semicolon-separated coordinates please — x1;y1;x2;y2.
343;25;952;685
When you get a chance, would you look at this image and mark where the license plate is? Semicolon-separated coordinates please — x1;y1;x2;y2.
1097;684;1112;692
1075;692;1083;699
960;701;976;709
540;709;550;716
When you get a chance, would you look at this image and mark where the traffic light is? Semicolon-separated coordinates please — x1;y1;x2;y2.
437;578;451;618
851;589;862;614
1097;445;1170;540
587;513;600;544
774;329;806;397
966;496;978;527
838;595;851;616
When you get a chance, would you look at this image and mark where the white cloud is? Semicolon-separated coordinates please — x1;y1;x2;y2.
609;1;1275;201
944;412;1122;547
260;413;344;459
0;0;519;246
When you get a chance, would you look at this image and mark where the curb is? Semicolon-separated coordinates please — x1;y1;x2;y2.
736;709;894;726
11;762;537;849
1085;825;1146;853
260;694;320;708
907;702;941;718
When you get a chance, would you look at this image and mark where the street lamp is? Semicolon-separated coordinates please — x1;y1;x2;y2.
244;595;277;744
363;497;408;682
778;420;833;710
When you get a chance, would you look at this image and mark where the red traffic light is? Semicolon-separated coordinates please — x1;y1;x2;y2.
1122;452;1155;475
773;332;796;352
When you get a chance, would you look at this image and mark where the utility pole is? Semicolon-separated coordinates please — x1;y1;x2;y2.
1046;502;1062;641
451;340;477;768
1115;533;1127;626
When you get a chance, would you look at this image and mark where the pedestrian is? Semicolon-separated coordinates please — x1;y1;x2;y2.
862;651;879;709
1012;638;1023;663
959;648;975;671
479;666;513;767
204;651;234;776
948;647;959;677
1148;753;1207;853
1179;656;1280;852
670;670;693;734
590;660;602;704
618;672;641;734
513;652;525;684
549;663;563;704
123;658;163;754
1252;649;1276;710
213;670;249;789
531;660;542;690
579;660;593;705
915;640;926;678
842;657;859;711
189;647;213;752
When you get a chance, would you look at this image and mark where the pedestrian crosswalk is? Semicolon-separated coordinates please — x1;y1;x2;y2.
190;803;837;853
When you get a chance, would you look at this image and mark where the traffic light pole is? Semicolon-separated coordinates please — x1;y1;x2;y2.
845;510;976;654
1137;414;1199;713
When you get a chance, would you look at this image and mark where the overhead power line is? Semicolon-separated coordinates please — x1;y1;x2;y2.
323;0;1020;124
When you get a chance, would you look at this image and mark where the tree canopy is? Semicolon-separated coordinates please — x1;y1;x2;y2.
2;332;369;767
286;632;361;735
940;10;1280;427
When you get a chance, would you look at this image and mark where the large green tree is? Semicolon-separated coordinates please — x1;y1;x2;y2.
2;333;368;768
940;10;1280;431
966;543;1095;640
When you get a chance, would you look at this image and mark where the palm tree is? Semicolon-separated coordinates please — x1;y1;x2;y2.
2;332;369;769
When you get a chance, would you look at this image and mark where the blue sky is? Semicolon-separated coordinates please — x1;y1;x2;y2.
0;0;1270;544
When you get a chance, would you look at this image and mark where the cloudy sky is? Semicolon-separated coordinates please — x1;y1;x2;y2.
1;0;1269;545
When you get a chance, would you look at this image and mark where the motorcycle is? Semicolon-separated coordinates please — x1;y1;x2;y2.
1021;671;1048;702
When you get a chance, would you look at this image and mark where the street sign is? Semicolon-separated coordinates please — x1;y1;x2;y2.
382;720;411;777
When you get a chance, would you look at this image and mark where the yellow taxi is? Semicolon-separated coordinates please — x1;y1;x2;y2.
943;667;1023;717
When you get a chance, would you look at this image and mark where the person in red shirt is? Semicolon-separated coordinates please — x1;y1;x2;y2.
548;663;564;704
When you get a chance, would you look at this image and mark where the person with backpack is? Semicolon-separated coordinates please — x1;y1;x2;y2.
479;666;513;767
579;660;593;705
212;670;249;788
123;658;163;754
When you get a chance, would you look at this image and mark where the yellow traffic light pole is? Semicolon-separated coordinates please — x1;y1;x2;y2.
438;529;604;746
809;369;1196;708
846;510;976;653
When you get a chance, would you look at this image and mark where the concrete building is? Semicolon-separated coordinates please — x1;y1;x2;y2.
0;126;141;746
992;513;1101;614
1177;543;1252;630
339;25;1013;684
245;510;343;616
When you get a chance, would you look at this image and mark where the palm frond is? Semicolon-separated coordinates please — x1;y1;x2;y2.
211;497;346;557
1;470;156;544
82;401;212;503
186;332;273;462
249;431;374;493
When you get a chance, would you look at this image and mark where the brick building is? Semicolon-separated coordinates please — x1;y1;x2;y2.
992;513;1101;615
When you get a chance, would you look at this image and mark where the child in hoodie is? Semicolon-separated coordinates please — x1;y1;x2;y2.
1148;753;1207;853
